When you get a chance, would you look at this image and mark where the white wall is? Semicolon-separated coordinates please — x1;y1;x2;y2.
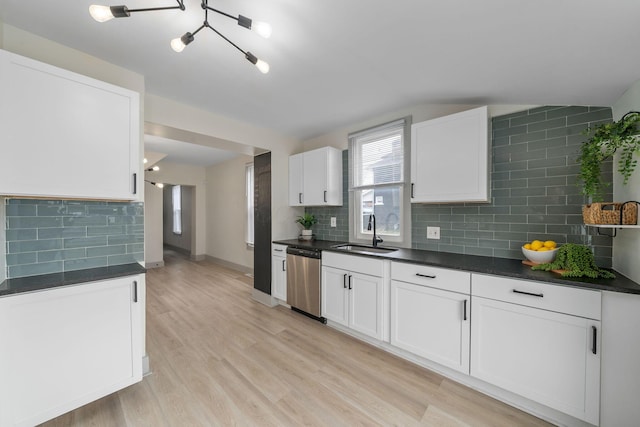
205;155;254;271
611;79;640;283
143;183;163;267
145;94;303;242
302;104;538;151
147;161;207;257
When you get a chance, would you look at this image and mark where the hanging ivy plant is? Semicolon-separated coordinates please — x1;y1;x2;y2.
578;111;640;201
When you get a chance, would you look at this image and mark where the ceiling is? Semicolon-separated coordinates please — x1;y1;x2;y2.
144;134;238;166
1;1;639;141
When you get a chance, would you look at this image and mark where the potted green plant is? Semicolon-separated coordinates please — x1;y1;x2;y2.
578;111;640;201
296;213;317;240
531;243;615;279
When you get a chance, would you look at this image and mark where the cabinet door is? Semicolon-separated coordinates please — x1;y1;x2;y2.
0;276;143;427
349;272;384;340
288;153;304;206
470;296;600;425
0;50;140;200
411;106;489;203
321;266;349;326
271;255;287;301
303;148;329;206
391;281;470;373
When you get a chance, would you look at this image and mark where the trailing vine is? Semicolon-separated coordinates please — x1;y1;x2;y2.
578;111;640;201
531;243;615;279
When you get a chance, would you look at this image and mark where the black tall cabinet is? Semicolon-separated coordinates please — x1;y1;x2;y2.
253;152;272;295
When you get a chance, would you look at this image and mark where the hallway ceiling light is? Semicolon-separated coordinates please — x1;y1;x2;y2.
145;180;164;188
89;0;270;73
146;166;160;172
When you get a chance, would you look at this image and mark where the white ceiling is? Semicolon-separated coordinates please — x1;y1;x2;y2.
1;0;639;142
145;134;238;166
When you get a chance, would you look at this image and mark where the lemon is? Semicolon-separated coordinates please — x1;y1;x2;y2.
537;247;550;252
544;240;557;249
530;240;543;250
523;243;532;250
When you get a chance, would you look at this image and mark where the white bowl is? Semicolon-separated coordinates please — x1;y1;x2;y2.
522;246;559;264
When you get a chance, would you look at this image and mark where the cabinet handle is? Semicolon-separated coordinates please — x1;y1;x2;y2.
324;190;327;203
463;299;468;321
348;275;352;290
132;173;137;195
133;280;138;303
343;273;347;289
512;289;544;298
592;326;597;355
274;249;283;252
415;273;436;279
282;260;286;271
411;183;414;198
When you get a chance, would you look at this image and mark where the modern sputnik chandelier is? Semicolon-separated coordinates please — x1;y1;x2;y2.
89;0;271;73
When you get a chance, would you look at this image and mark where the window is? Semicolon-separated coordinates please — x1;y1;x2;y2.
172;185;182;235
246;163;254;246
349;118;411;246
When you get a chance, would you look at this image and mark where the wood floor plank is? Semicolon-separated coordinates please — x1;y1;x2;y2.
40;251;552;427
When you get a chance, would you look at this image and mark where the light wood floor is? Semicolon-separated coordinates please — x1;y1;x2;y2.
41;252;551;427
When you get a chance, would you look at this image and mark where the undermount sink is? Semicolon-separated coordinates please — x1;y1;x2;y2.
331;244;398;255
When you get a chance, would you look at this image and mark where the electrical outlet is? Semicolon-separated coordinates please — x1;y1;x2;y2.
427;226;440;240
330;217;337;227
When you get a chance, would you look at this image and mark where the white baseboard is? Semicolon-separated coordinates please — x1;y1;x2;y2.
205;255;253;276
251;289;278;307
145;261;164;269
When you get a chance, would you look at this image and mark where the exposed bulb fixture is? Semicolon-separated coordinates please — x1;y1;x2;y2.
145;180;164;188
89;1;184;22
169;0;270;73
146;166;160;172
143;158;148;164
89;0;271;73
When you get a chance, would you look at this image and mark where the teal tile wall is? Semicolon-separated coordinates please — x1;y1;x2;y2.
305;106;614;268
4;199;144;278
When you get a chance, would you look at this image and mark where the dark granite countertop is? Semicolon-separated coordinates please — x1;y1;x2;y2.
274;239;640;295
0;263;146;297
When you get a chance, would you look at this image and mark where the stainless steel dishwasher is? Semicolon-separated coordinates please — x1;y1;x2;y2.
286;247;325;323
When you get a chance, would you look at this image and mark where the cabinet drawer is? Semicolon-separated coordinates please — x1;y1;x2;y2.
472;274;601;320
272;244;287;256
391;262;470;294
322;252;384;277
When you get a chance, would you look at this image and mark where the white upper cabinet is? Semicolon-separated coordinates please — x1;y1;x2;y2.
0;49;141;200
411;106;490;203
289;147;342;206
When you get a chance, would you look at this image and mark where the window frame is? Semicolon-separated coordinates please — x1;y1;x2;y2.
245;162;255;247
348;117;412;248
172;185;182;235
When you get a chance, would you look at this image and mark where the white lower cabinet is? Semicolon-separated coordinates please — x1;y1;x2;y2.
0;275;144;427
271;244;287;301
390;262;471;374
321;252;388;341
471;274;601;425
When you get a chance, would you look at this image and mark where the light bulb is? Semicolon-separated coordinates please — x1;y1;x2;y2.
255;59;270;74
252;21;272;39
152;166;160;171
171;37;186;53
156;183;165;189
89;5;115;22
143;158;148;164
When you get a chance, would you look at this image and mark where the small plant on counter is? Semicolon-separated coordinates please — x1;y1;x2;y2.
295;213;318;230
578;111;640;201
531;243;615;279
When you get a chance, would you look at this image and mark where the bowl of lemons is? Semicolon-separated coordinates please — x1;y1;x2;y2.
522;240;559;264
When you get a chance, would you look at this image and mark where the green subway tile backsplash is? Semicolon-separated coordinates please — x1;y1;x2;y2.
306;106;614;268
4;199;144;278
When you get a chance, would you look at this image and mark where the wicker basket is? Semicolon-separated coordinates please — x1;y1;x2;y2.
582;201;639;225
